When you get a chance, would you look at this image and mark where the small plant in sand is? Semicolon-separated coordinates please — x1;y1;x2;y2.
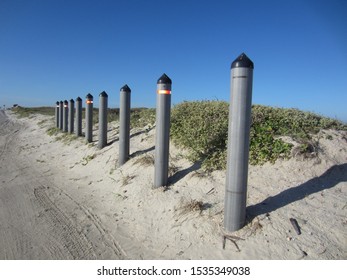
175;198;207;216
46;127;60;136
109;167;115;175
291;139;320;159
82;154;96;166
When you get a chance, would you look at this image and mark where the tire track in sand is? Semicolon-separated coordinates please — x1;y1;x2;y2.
42;185;127;259
34;186;97;260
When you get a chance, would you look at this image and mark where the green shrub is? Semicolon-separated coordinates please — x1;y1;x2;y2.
130;108;156;128
108;108;120;122
251;105;346;139
170;101;346;171
171;101;229;170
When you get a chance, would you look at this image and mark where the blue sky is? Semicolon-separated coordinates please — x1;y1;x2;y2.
1;0;346;121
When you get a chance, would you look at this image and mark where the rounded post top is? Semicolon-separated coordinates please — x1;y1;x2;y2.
76;97;82;101
231;53;254;69
86;93;93;100
120;84;131;93
56;101;59;105
63;100;68;104
60;101;63;104
70;99;75;103
99;91;108;97
157;73;172;85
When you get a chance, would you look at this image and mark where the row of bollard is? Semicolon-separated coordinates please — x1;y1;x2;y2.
54;53;254;233
55;74;172;174
55;92;109;145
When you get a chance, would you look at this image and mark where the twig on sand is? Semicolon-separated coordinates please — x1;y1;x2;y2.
222;235;245;252
290;218;301;235
206;188;215;195
221;227;245;252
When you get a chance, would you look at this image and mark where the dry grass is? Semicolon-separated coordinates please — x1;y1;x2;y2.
120;170;136;186
133;154;155;166
176;199;206;216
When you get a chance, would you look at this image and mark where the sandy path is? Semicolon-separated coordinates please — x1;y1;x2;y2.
0;110;124;259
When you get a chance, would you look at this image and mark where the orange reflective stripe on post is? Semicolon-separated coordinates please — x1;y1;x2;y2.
86;100;93;104
157;89;171;94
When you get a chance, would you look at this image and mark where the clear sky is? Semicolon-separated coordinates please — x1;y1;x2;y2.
1;0;346;121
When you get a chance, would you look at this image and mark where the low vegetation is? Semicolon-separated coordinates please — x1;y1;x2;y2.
130;108;156;128
12;106;55;118
171;101;229;170
133;154;155;166
46;127;60;136
13;102;346;171
170;101;346;170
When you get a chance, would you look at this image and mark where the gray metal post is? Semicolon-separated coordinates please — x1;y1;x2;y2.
85;94;93;143
63;100;68;132
224;53;254;232
154;73;172;188
55;101;59;128
59;101;63;130
68;99;75;134
118;85;131;166
75;97;82;137
98;91;108;149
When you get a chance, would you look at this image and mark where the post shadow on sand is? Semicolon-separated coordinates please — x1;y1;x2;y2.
130;125;155;139
105;126;120;145
107;137;119;146
107;127;118;133
129;145;155;158
246;163;347;221
168;160;203;185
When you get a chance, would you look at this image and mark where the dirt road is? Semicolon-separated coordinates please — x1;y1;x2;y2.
0;110;124;259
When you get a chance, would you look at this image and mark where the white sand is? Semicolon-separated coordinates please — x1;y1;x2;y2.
1;110;346;259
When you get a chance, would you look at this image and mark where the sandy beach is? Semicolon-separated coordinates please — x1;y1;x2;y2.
0;109;346;260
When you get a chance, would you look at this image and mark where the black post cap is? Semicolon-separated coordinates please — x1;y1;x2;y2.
86;93;93;99
56;101;59;105
60;101;63;104
63;100;68;104
76;97;82;101
70;99;75;103
99;91;108;97
120;84;131;92
157;73;172;84
231;53;254;69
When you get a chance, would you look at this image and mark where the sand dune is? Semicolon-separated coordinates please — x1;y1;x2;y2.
0;109;346;259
